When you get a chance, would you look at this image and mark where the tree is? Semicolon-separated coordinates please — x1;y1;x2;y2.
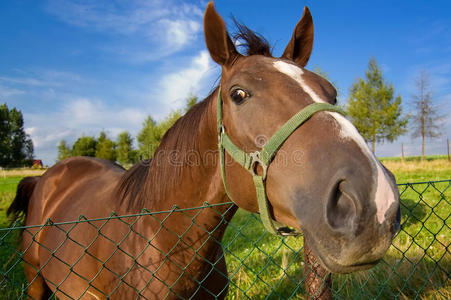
158;111;182;137
0;103;34;167
346;58;408;153
410;71;443;160
185;94;198;112
136;94;200;160
71;136;97;157
95;131;116;161
137;116;161;160
116;131;136;166
137;112;183;160
57;140;71;161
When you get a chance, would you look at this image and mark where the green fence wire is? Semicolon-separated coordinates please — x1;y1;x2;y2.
0;180;449;299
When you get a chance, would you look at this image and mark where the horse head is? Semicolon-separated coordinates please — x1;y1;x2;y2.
204;2;400;274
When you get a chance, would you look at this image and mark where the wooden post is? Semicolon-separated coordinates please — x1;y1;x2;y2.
304;239;332;300
447;138;450;162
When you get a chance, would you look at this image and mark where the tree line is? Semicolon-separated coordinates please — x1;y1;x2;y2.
57;58;444;165
2;58;442;168
57;96;198;166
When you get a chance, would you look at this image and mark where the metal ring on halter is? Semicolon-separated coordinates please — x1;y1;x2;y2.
249;151;268;180
218;125;224;143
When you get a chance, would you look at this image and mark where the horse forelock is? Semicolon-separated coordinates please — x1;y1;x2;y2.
233;19;273;57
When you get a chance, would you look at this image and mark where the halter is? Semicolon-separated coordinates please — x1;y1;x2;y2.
217;87;345;236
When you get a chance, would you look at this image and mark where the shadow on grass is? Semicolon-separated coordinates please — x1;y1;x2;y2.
225;243;450;299
223;203;449;299
400;198;427;227
333;250;450;299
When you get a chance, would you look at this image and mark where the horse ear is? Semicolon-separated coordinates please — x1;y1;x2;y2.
204;1;240;66
281;6;314;67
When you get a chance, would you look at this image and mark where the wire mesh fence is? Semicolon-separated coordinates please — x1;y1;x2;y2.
0;180;449;299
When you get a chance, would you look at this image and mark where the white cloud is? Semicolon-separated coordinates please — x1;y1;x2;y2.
153;50;215;117
0;70;84;91
45;0;168;34
0;84;25;97
61;98;146;129
45;0;204;60
158;19;201;51
0;76;50;87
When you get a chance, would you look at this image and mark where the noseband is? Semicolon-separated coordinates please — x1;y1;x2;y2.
217;88;345;236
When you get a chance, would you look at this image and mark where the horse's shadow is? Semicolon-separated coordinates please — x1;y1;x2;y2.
400;198;427;228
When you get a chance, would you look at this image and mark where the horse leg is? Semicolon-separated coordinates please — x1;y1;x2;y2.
24;264;52;300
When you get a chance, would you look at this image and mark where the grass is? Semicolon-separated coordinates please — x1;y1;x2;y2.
0;159;450;299
0;176;29;299
380;154;449;162
381;158;451;183
221;179;450;299
223;157;451;299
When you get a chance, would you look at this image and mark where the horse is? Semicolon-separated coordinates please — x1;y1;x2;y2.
8;2;400;299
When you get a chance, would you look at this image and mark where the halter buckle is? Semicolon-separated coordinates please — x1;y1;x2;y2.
249;151;268;180
218;125;225;143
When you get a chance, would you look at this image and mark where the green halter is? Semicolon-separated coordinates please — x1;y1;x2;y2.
217;87;345;236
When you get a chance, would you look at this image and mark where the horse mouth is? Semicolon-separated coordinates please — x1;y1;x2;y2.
303;232;384;274
333;260;380;272
315;251;381;274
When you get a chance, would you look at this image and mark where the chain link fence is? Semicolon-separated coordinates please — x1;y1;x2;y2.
0;180;449;299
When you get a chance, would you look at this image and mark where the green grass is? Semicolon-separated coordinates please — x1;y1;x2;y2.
221;180;450;299
382;159;451;183
0;167;449;299
0;177;23;227
0;177;27;299
380;154;449;162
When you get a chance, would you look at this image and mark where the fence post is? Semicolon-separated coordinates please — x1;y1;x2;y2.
447;138;450;162
304;239;332;299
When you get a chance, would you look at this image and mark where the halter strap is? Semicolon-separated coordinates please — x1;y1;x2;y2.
217;87;345;236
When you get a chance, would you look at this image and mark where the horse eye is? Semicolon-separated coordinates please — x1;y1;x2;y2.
230;89;248;104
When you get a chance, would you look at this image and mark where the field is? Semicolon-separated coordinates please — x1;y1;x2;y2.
0;159;450;299
380;156;451;183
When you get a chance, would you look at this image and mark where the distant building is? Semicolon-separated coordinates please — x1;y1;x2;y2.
32;160;43;168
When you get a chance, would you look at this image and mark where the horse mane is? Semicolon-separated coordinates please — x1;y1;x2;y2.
117;23;272;212
117;92;216;212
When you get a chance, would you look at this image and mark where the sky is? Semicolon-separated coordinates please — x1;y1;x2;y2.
0;0;450;165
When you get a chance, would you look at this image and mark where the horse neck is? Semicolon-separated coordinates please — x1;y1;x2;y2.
123;91;238;269
143;89;235;219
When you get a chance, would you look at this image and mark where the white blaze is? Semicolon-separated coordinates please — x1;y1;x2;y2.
329;113;396;223
273;60;395;223
273;61;326;103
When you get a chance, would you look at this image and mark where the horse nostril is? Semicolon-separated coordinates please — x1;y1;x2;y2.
326;182;357;233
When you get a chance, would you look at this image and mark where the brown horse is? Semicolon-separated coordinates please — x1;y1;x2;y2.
8;2;400;299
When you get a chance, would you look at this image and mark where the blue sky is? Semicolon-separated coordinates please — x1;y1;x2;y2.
0;0;450;165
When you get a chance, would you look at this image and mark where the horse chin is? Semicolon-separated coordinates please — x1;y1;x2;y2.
302;232;384;274
319;255;381;274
